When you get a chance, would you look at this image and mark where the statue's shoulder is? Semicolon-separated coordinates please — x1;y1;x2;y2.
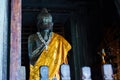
53;32;65;40
53;32;71;48
28;34;38;41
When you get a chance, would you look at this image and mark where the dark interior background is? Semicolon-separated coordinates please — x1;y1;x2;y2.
22;0;120;80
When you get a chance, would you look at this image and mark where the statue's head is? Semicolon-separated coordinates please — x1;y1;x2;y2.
37;8;53;32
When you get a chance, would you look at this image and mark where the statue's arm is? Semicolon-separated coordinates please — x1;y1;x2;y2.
28;35;35;61
28;34;45;65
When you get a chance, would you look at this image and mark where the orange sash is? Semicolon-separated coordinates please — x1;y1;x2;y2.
29;32;71;80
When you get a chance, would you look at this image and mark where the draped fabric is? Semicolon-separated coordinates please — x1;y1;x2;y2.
29;32;71;80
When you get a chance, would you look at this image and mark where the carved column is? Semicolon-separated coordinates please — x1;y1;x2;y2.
10;0;22;80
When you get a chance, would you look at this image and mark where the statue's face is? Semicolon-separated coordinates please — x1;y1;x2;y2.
43;16;52;24
37;15;53;31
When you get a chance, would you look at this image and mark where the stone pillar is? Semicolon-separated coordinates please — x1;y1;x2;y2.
0;0;8;80
10;0;22;80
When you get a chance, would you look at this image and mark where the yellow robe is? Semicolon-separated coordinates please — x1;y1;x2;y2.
29;32;71;80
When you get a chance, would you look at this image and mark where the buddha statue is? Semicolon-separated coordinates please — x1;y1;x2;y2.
28;8;71;80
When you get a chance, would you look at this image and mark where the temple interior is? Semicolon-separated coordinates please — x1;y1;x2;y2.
0;0;119;80
21;0;120;79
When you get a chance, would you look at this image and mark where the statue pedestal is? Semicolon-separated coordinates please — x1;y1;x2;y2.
40;66;48;80
60;64;71;80
20;66;26;80
81;66;92;80
102;64;114;80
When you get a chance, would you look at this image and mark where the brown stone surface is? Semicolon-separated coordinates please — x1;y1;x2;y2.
10;0;22;80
